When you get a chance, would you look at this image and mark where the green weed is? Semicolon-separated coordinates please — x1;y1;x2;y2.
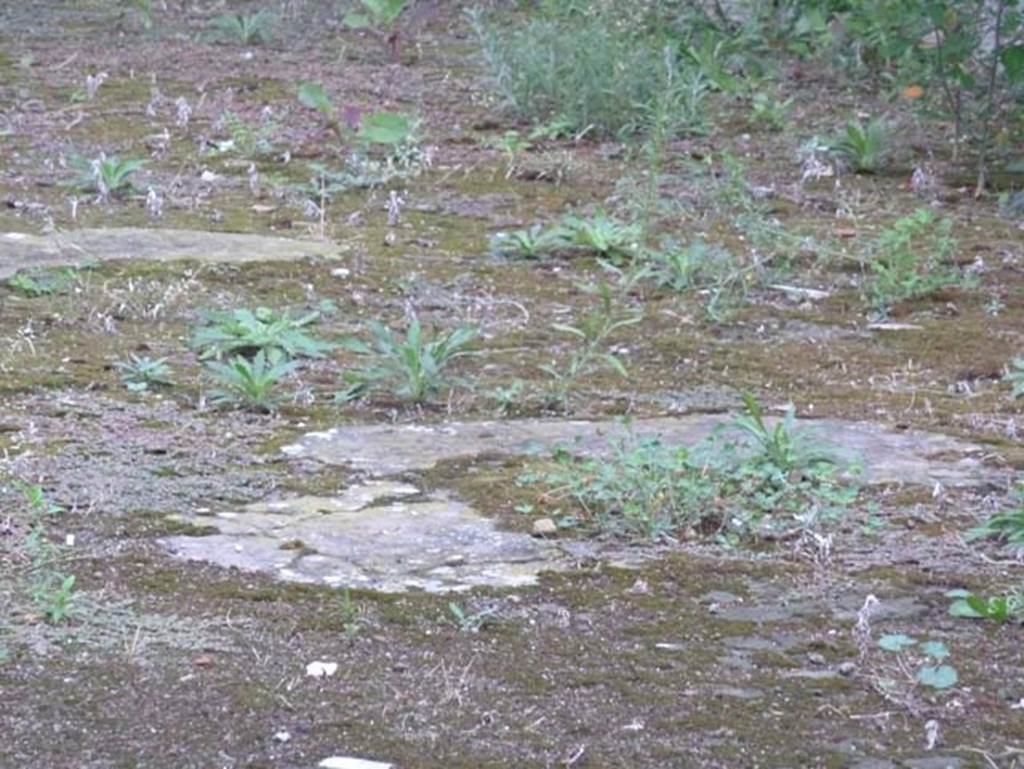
341;319;477;404
446;601;495;633
489;224;569;260
68;153;144;199
866;208;964;317
115;354;174;392
206;10;277;45
832;117;888;173
204;349;297;413
876;634;958;691
540;281;642;411
1006;358;1024;399
190;307;332;361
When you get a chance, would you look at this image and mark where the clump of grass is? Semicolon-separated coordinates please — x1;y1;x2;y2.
467;8;706;138
831;117;888;173
68;153;145;199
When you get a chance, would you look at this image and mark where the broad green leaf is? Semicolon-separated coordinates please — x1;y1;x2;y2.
298;82;334;116
916;664;958;690
358;111;413;146
878;633;916;652
948;598;984;618
919;640;949;660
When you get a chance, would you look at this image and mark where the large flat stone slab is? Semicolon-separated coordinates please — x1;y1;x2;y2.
0;228;335;278
283;416;1001;488
161;480;577;593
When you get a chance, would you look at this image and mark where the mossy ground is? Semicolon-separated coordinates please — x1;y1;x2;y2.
1;2;1022;768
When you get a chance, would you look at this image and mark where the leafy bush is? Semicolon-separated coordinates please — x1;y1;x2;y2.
205;350;296;412
341;319;477;404
467;8;706;138
190;307;333;361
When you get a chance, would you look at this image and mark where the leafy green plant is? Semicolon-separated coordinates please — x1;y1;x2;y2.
730;394;838;475
561;211;641;262
540;281;642;411
208;111;277;158
118;0;154;30
343;0;408;47
831;117;888;173
6;266;80;297
1006;357;1024;399
341;319;477;404
749;91;793;132
446;601;495;633
206;10;277;45
947;589;1021;623
190;307;332;361
866;208;964;316
966;484;1024;545
68;153;145;199
297;82;416;150
115;354;174;392
467;8;706;138
17;483;77;625
526;396;857;542
337;589;364;637
204;350;296;412
489;224;569;259
877;634;959;691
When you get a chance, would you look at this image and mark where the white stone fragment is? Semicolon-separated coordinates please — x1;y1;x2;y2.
318;758;394;769
306;661;338;678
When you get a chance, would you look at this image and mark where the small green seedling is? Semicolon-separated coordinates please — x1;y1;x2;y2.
1006;358;1024;399
447;601;495;633
68;154;145;199
877;634;958;690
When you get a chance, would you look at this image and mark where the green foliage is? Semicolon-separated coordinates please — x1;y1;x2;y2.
831;117;888;173
206;10;277;45
297;82;417;149
337;589;364;637
205;349;297;412
540;281;642;411
523;392;856;540
947;589;1021;623
341;319;477;404
118;0;153;30
17;483;77;625
190;307;332;361
1006;358;1024;399
446;601;495;633
6;266;80;297
877;634;958;690
866;208;963;316
748;92;793;132
115;354;174;392
68;153;145;198
643;238;747;320
343;0;407;30
467;8;707;138
208;111;277;158
966;484;1024;545
526;396;856;541
489;224;569;260
561;211;641;262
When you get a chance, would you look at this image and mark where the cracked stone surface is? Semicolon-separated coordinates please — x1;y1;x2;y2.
161;480;579;593
0;228;335;278
282;415;1002;487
